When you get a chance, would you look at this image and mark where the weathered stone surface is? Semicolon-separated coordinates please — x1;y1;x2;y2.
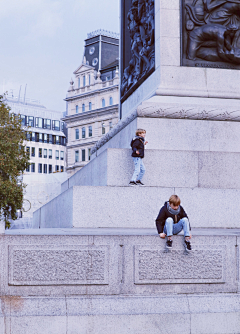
9;245;109;285
135;246;225;284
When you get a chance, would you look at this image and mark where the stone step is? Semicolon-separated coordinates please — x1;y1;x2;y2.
62;148;240;191
33;186;240;229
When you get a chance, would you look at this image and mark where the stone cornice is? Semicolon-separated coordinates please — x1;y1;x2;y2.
65;84;119;101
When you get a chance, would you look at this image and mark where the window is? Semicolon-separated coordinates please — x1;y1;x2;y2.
83;75;86;87
26;146;30;156
39;133;43;143
52;120;60;131
20;115;26;126
55;165;59;172
49;149;52;159
61;122;64;131
44;134;48;143
82;127;86;138
109;97;113;105
102;123;105;135
75;129;79;140
31;132;35;142
44;164;47;174
82;104;85;112
44;119;51;129
26;164;30;172
52;135;56;144
109;121;113;130
88;126;92;137
44;149;47;158
56;135;60;145
89;74;91;85
88;148;91;161
78;77;80;88
102;99;105;108
31;163;35;173
38;163;42;173
61;166;64;172
76;105;79;114
25;132;31;141
82;149;86;162
39;148;42;158
49;165;52;173
48;134;52;144
60;151;64;160
106;76;111;81
26;116;34;127
56;150;59;160
75;150;79;162
31;147;35;157
89;102;92;111
35;117;43;128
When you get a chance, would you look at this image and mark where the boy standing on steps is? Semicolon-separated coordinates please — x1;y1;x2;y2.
129;128;148;186
155;195;192;251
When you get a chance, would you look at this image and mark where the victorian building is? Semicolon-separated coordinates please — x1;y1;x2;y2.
63;30;120;175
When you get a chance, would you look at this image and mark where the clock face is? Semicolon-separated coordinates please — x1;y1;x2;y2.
92;58;98;66
89;46;95;55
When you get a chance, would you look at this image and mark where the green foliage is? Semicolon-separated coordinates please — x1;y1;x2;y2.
0;95;29;228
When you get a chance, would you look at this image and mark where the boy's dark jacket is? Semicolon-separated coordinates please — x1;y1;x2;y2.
131;136;145;158
155;201;191;234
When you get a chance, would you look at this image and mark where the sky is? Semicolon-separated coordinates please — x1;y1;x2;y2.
0;0;119;111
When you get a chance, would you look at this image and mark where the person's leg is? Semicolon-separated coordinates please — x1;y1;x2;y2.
131;157;141;182
163;218;174;239
172;217;190;239
136;159;146;181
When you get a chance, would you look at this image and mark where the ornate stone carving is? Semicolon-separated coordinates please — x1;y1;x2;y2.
182;0;240;69
121;0;155;101
134;246;225;284
9;245;109;285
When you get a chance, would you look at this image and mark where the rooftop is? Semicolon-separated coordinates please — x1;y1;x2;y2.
87;29;119;40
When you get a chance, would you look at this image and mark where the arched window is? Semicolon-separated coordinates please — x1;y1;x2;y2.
88;126;92;137
88;74;91;85
89;102;92;111
109;97;113;105
102;123;105;135
75;151;79;162
76;105;79;114
78;77;80;88
82;104;85;112
102;99;105;108
82;127;86;138
75;129;79;140
83;75;86;87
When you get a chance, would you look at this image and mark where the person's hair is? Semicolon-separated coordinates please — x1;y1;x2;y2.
136;128;146;136
169;195;181;206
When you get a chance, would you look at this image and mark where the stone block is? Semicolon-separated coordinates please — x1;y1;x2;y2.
160;0;179;10
9;245;109;286
160;37;180;67
10;316;66;334
159;9;180;38
198;152;240;189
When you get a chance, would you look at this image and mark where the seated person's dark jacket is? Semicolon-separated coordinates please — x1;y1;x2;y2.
155;201;191;234
131;137;145;158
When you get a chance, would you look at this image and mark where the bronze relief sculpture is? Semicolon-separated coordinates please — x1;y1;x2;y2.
182;0;240;68
121;0;155;102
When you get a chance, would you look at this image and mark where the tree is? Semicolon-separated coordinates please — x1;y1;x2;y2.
0;95;29;228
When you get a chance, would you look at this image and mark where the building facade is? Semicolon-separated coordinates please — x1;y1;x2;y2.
4;95;66;175
63;30;120;175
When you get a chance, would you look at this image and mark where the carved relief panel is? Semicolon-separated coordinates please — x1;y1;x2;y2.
182;0;240;69
121;0;155;103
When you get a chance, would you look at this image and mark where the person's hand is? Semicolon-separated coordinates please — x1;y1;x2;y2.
136;150;139;154
159;233;166;239
145;141;148;145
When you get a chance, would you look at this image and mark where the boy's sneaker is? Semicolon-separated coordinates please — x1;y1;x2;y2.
129;181;137;186
166;239;173;249
136;180;144;186
184;240;192;252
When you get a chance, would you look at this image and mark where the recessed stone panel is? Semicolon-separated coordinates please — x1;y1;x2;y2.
9;245;109;286
134;246;225;284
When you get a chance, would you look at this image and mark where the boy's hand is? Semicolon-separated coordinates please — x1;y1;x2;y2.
136;150;139;154
145;141;148;145
159;233;166;239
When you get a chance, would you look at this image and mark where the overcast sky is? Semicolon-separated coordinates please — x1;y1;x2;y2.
0;0;119;111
